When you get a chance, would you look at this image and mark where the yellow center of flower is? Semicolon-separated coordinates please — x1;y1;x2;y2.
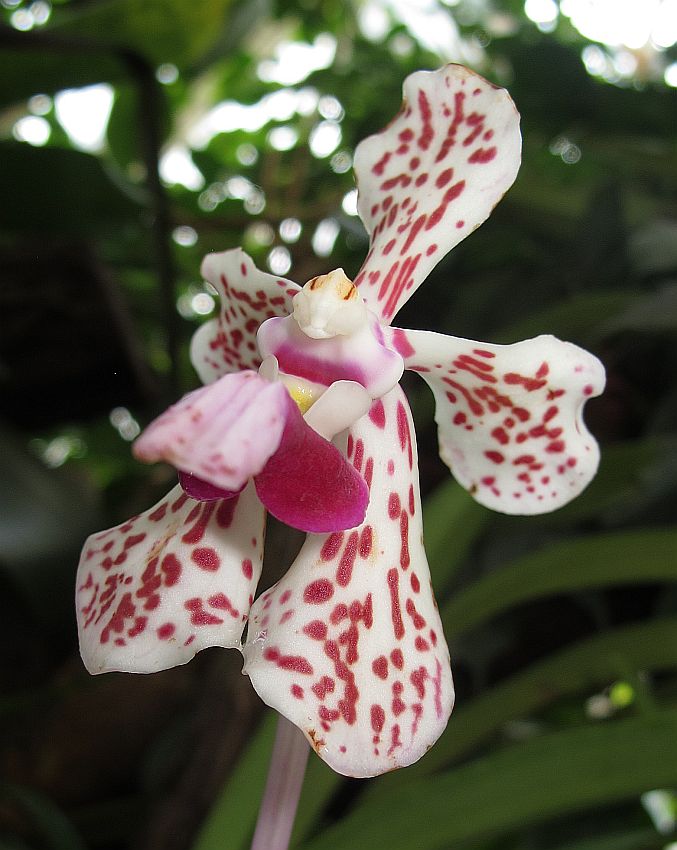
279;373;324;414
288;383;315;414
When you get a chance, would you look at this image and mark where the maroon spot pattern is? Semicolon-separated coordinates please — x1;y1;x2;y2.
243;386;453;777
353;66;518;323
76;484;264;673
194;250;300;380
386;328;603;511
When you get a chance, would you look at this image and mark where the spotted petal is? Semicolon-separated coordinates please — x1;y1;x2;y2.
133;371;289;493
242;387;454;777
388;328;605;514
191;248;301;383
353;64;521;324
76;484;264;674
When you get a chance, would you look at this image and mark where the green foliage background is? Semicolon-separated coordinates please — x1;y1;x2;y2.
1;1;676;849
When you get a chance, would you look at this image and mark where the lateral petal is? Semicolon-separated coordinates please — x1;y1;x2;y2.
243;387;454;777
353;64;521;324
191;248;301;383
76;484;264;674
388;327;605;514
133;371;289;493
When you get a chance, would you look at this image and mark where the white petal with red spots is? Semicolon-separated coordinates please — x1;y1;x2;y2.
76;484;264;674
242;387;454;777
388;328;605;514
191;248;301;383
353;64;521;324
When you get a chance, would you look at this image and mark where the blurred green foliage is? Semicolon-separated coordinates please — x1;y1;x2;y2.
1;1;677;849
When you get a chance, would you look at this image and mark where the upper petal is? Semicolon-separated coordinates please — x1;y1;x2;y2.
76;484;264;674
353;64;521;324
388;327;605;514
243;387;454;777
133;371;289;493
191;248;300;384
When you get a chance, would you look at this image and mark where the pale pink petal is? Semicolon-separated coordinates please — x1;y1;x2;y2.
255;392;369;533
243;387;454;778
191;248;300;384
76;484;264;674
388;327;605;514
353;64;521;324
133;371;289;493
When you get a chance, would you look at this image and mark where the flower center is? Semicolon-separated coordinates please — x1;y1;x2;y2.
292;269;368;339
279;374;323;414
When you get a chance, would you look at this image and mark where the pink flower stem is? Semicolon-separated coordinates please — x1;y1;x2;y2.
250;715;310;850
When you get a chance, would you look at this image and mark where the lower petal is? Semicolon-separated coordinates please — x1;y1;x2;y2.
76;483;264;674
243;387;454;778
388;327;605;514
254;393;369;533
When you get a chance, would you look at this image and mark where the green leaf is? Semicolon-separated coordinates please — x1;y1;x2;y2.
493;291;640;346
368;617;677;794
441;528;677;641
423;479;488;592
191;713;276;850
549;829;667;850
297;708;677;850
0;0;237;105
1;784;87;850
0;141;140;234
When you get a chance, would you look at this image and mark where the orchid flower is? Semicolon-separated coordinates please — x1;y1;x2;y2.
76;65;605;783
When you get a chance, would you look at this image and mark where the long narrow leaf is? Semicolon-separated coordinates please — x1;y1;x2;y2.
298;708;677;850
363;617;677;800
191;713;277;850
442;529;677;640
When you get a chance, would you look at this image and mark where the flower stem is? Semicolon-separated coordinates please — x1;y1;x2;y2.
250;715;310;850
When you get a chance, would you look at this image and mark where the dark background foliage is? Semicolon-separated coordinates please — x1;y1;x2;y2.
1;1;676;848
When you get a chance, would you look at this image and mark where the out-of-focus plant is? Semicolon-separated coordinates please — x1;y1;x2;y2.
1;2;677;849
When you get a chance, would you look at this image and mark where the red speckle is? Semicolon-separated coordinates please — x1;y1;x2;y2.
359;526;373;559
336;531;359;587
242;558;253;579
406;598;426;629
157;623;175;640
415;635;430;652
485;450;505;464
468;146;496;163
291;684;304;699
388;492;401;519
410;573;420;593
390;648;404;669
304;579;334;604
149;503;168;522
547;440;565;453
387;568;405;640
410;666;428;699
161;553;181;586
369;399;387;429
372;656;389;680
185;598;223;626
321;532;344;562
279;589;292;605
216;499;238;528
303;620;328;640
264;647;313;674
371;704;386;734
583;384;594;396
191;547;220;571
